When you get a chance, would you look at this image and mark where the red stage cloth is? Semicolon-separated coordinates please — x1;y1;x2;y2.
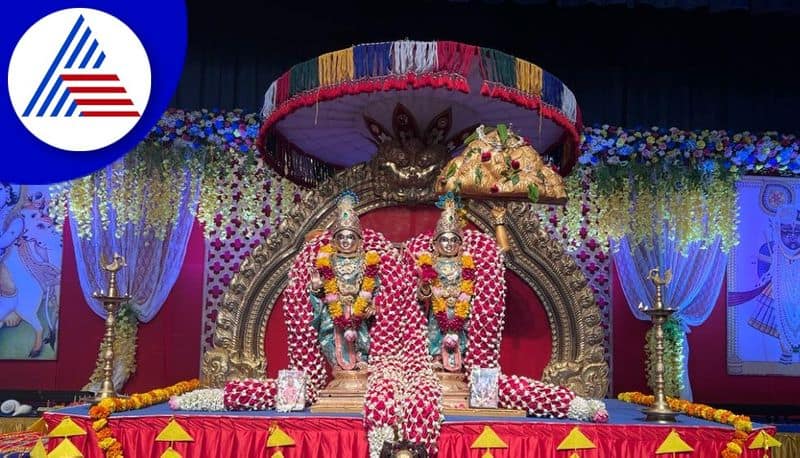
44;412;775;457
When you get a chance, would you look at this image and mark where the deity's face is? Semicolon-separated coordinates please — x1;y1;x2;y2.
333;229;361;254
780;223;800;251
435;232;462;257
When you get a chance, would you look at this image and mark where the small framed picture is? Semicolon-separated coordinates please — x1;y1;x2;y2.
469;367;499;409
276;369;306;412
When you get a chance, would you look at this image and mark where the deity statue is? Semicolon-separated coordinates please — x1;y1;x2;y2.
280;190;414;410
406;193;608;422
414;194;472;372
302;191;382;373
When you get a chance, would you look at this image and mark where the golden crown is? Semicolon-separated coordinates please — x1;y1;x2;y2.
331;191;362;238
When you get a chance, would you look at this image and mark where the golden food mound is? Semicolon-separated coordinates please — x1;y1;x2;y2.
435;125;567;204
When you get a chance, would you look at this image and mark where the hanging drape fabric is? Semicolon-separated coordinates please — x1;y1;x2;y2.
69;163;200;323
613;232;727;400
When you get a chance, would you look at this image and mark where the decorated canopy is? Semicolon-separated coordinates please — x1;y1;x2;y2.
256;40;582;187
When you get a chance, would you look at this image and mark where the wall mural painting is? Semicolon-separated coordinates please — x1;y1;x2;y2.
728;176;800;376
0;184;62;360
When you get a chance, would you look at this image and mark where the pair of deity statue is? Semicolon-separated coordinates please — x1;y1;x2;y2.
274;190;607;454
303;191;480;377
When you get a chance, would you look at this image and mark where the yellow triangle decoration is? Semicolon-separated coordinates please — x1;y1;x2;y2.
155;419;193;442
27;418;48;434
267;425;295;448
30;439;47;458
656;430;694;454
569;453;580;458
470;426;508;449
161;446;183;458
48;418;87;438
749;430;782;449
271;452;285;458
557;427;596;450
47;437;83;458
480;451;493;458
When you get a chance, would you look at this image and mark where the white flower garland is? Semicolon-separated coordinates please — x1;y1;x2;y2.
168;388;225;411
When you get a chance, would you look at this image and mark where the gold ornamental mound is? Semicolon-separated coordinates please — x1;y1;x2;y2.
435;125;567;205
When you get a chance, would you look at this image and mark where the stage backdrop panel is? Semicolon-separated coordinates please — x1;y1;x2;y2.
0;184;62;360
728;176;800;376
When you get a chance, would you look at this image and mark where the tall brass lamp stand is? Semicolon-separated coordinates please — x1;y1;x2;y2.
92;254;131;404
638;267;679;423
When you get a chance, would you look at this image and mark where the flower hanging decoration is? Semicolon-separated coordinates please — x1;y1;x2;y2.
315;245;380;330
618;392;753;457
47;109;302;241
564;125;755;254
89;379;200;458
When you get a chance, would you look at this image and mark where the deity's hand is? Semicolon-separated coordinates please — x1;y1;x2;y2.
308;266;323;294
417;278;432;301
363;303;375;319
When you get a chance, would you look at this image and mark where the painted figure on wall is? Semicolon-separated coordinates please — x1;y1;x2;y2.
730;195;800;365
0;184;61;359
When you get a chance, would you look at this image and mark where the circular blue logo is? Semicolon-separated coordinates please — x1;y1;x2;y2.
1;1;187;184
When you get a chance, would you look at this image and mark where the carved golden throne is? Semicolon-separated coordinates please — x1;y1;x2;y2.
200;143;609;399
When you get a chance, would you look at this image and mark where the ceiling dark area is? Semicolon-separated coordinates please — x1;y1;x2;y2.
175;0;799;133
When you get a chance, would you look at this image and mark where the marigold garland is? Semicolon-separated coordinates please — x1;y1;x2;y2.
617;391;752;456
314;244;380;329
416;251;476;333
88;379;201;457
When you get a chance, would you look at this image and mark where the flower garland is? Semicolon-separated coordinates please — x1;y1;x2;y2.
89;379;200;458
617;392;752;457
416;251;476;334
168;388;225;411
315;245;381;330
645;316;684;398
363;248;443;457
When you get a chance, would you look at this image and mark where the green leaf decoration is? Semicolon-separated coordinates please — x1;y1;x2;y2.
463;132;478;145
527;183;539;203
446;163;457;178
497;124;508;145
474;167;483;185
466;148;478;158
510;173;520;185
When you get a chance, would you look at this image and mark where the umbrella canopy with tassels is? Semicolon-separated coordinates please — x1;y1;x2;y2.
256;40;582;187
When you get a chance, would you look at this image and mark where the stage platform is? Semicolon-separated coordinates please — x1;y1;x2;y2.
43;400;776;457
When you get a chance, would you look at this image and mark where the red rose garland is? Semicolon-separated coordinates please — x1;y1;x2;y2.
223;379;278;410
364;248;443;457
